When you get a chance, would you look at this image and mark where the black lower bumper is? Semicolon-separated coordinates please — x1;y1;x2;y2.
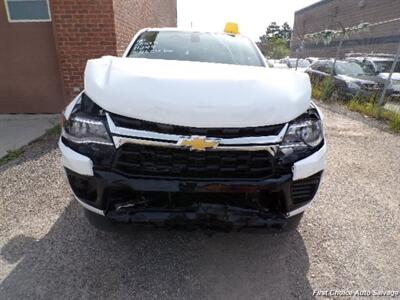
107;203;288;230
66;168;322;225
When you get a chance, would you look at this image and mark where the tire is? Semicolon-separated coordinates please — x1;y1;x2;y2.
84;209;117;232
281;212;304;232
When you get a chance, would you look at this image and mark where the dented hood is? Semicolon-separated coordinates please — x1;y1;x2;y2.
84;57;311;127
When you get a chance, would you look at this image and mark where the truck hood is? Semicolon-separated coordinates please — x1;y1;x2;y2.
84;57;311;127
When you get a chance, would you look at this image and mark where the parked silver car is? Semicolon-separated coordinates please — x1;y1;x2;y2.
306;60;391;100
346;56;400;96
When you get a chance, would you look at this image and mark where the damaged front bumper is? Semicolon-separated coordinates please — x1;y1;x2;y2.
107;204;288;230
60;138;325;229
66;169;318;229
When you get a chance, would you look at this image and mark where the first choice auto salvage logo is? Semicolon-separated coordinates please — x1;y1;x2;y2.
313;289;400;297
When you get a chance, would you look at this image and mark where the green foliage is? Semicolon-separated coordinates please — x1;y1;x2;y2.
259;22;292;58
391;114;400;132
311;84;322;100
346;99;400;133
280;22;292;41
347;99;376;115
46;124;61;136
265;37;290;59
311;77;336;101
320;77;336;101
311;76;400;133
260;22;281;41
0;149;24;166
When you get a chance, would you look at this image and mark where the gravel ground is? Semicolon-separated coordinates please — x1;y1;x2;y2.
0;104;399;299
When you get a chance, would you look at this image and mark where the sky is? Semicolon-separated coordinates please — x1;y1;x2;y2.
177;0;321;41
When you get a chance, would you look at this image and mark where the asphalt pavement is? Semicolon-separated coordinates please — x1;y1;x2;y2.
0;104;399;299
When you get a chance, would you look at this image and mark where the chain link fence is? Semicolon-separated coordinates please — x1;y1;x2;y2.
263;1;400;131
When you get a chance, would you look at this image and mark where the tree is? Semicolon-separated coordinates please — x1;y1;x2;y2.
280;22;292;45
265;37;290;59
258;22;293;59
266;22;282;39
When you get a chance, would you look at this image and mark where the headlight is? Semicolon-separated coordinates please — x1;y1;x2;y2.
281;118;323;150
62;94;113;146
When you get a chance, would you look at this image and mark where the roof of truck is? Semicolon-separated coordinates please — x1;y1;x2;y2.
141;27;246;37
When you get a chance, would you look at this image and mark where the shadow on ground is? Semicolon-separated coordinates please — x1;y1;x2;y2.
0;200;314;299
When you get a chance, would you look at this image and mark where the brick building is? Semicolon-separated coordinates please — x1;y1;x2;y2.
291;0;400;58
0;0;177;113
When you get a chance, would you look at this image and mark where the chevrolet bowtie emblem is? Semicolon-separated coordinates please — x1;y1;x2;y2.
178;136;220;151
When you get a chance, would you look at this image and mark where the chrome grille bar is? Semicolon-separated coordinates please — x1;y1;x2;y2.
106;113;286;151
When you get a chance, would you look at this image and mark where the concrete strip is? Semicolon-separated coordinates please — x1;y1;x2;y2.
0;114;59;158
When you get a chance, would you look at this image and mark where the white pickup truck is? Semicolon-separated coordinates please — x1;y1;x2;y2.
59;26;326;231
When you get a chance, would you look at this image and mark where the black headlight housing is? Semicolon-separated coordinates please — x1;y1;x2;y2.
62;93;112;145
277;108;324;165
62;93;115;166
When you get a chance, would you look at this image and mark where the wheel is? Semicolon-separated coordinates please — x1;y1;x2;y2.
84;209;117;231
281;212;304;232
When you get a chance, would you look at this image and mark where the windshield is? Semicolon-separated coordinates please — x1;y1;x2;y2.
335;61;366;76
127;31;264;67
374;60;400;73
352;61;376;75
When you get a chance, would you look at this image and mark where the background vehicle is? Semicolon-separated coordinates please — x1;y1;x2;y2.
286;58;311;71
268;59;289;69
305;57;321;64
274;58;311;71
306;60;389;100
346;56;400;96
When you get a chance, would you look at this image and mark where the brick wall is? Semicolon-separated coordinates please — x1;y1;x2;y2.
51;0;117;102
291;0;400;58
51;0;177;103
113;0;177;56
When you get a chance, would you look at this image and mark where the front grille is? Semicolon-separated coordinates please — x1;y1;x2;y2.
110;113;284;138
291;172;322;204
113;144;277;179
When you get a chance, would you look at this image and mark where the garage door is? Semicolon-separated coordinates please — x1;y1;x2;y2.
0;0;63;113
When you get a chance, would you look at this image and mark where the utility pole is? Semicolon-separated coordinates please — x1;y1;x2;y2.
378;40;400;106
295;40;305;71
331;36;344;76
331;25;346;77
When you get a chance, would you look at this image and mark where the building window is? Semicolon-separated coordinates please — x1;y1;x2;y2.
5;0;51;22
